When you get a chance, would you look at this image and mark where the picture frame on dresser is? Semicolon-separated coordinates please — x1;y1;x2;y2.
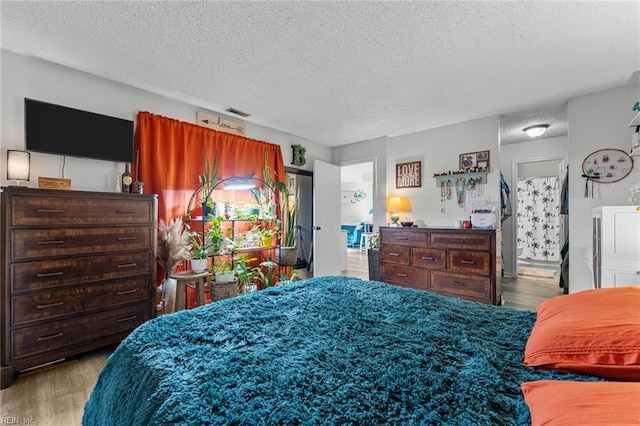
0;187;157;388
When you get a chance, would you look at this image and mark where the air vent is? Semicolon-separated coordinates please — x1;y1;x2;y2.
225;107;251;117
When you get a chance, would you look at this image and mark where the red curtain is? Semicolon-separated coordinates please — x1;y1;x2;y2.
134;111;285;223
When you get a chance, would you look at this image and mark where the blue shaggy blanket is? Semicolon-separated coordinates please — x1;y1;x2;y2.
83;277;595;425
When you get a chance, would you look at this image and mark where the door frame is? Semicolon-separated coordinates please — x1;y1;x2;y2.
510;155;567;277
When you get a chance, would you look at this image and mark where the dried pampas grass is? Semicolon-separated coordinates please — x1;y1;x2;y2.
157;217;191;278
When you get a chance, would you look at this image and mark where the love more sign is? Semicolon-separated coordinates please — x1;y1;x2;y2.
396;161;422;188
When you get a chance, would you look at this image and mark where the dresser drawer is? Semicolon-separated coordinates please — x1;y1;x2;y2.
380;229;428;247
11;227;153;260
448;250;491;275
429;232;491;250
11;303;149;360
430;271;490;301
11;277;151;326
412;248;446;270
11;252;152;293
381;265;429;290
380;244;411;265
11;196;153;226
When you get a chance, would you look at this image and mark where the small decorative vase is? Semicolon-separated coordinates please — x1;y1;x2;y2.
191;258;208;273
162;277;177;314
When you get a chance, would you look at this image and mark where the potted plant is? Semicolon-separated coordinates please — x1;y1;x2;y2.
157;217;191;313
212;256;235;283
277;187;299;266
199;156;220;217
260;226;277;247
234;254;258;294
188;233;210;273
254;259;278;289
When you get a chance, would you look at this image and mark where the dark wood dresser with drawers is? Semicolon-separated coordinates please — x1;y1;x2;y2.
0;187;157;388
379;226;501;305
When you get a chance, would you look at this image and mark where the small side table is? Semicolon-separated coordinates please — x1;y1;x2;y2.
170;270;209;311
359;232;377;253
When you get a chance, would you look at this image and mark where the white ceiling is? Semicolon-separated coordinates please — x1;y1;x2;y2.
1;1;638;147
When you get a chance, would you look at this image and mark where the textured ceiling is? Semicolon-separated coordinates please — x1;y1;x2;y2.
1;1;638;147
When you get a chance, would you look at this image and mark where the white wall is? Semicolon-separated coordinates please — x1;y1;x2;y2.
499;136;568;276
1;50;331;192
387;117;500;227
567;82;640;293
341;182;373;224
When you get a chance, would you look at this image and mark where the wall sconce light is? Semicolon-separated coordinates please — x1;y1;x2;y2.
6;150;31;186
522;124;550;138
388;196;411;226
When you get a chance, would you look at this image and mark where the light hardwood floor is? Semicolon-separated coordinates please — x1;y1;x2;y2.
0;249;563;425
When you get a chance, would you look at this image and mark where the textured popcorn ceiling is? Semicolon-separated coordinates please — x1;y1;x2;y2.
1;1;638;146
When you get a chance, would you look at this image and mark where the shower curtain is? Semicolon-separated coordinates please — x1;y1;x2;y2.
517;176;561;261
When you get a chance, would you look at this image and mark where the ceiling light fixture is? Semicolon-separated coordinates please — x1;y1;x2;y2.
523;124;550;138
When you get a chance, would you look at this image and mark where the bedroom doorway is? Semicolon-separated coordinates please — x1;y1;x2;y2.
340;161;375;277
285;167;313;276
512;158;567;281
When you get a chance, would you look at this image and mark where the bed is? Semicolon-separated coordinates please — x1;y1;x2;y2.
83;277;640;425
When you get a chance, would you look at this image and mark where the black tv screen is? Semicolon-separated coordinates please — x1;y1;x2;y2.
25;98;134;163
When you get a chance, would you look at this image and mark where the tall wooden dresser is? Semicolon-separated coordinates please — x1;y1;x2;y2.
379;226;501;305
1;187;157;388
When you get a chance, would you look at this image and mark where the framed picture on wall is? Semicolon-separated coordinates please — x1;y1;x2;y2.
459;150;490;171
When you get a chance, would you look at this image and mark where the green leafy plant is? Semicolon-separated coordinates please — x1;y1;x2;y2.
234;254;258;294
255;260;278;288
199;156;220;213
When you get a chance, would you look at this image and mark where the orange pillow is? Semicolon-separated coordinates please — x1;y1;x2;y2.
523;287;640;380
521;380;640;426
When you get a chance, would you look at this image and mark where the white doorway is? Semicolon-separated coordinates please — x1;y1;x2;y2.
512;158;567;280
340;161;375;274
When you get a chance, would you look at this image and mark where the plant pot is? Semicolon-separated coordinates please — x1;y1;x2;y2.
277;246;298;266
215;271;235;283
190;258;209;273
261;236;273;247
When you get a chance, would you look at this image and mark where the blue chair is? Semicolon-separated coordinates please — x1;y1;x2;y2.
341;225;363;248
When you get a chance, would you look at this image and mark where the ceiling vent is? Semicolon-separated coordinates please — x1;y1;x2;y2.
225;107;251;118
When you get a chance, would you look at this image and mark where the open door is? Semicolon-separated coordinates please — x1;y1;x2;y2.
313;159;342;276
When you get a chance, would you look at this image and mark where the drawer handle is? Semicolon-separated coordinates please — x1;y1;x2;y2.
117;263;138;268
37;240;65;245
451;281;466;286
422;256;435;261
636;271;640;275
460;260;475;265
397;273;409;277
116;289;137;295
116;210;137;214
388;253;401;257
36;271;64;278
117;315;137;322
396;237;409;240
37;301;64;309
451;240;466;244
37;332;64;341
37;209;65;213
117;236;138;241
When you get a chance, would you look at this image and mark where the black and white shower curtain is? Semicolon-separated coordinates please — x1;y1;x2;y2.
517;177;561;261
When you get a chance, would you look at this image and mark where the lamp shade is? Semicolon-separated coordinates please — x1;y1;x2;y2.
388;196;411;212
7;150;30;183
523;124;549;138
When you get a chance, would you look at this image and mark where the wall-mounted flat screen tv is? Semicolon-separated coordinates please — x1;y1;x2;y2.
25;98;134;163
